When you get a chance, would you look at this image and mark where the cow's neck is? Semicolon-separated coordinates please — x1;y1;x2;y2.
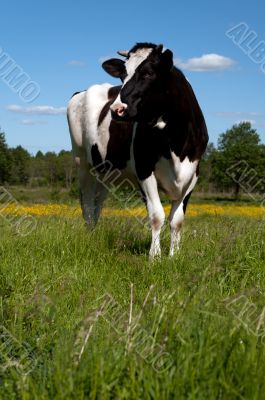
136;73;208;161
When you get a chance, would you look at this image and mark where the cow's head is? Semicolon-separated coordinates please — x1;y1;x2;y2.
102;43;173;122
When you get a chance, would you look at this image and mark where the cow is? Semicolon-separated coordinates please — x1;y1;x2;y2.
67;42;208;259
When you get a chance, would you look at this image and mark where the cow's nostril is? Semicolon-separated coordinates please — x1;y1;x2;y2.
116;106;126;117
111;103;127;117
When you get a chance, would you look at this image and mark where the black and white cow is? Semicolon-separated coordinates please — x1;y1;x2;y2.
67;43;208;258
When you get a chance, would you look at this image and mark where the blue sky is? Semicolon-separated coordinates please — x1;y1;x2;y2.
0;0;264;154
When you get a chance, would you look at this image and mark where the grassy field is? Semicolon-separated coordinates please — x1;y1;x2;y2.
1;198;265;399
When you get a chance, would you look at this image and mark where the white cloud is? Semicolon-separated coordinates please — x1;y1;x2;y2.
214;112;262;118
7;105;66;115
67;60;86;67
175;54;235;72
20;119;48;125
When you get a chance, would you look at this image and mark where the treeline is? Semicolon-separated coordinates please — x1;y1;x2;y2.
0;122;264;198
0;131;76;188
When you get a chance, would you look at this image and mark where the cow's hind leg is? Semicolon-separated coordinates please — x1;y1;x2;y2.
94;180;108;224
169;192;192;257
79;160;99;228
140;173;165;259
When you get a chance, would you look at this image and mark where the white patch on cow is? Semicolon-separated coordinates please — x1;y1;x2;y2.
67;91;86;158
83;83;112;163
112;93;121;105
169;200;184;256
124;48;153;84
176;156;198;188
154;116;167;129
155;154;198;200
68;83;113;165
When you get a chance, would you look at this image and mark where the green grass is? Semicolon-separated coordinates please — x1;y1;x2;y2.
7;184;265;207
1;213;265;399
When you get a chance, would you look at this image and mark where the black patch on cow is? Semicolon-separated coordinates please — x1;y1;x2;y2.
183;191;192;214
102;59;126;80
108;86;122;99
121;58;208;176
98;100;112;127
196;162;200;176
134;123;171;181
98;85;122;127
105;120;134;170
71;91;84;98
91;144;103;167
94;85;134;171
164;68;208;162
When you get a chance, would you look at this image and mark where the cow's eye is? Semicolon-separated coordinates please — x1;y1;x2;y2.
142;72;153;80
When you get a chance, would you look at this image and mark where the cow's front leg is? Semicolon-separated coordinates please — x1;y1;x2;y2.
168;200;184;257
169;191;192;256
140;173;165;259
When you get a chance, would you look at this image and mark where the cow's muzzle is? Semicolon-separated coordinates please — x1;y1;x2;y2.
110;102;128;117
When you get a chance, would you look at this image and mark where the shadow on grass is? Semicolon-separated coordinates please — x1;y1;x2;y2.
98;217;151;256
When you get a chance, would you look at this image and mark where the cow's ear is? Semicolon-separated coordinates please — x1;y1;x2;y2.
102;58;125;78
160;49;173;71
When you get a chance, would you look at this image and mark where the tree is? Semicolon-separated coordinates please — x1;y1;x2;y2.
0;130;11;184
197;142;216;192
57;150;75;188
28;151;47;186
211;122;263;198
43;152;59;185
9;146;31;184
35;150;44;159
